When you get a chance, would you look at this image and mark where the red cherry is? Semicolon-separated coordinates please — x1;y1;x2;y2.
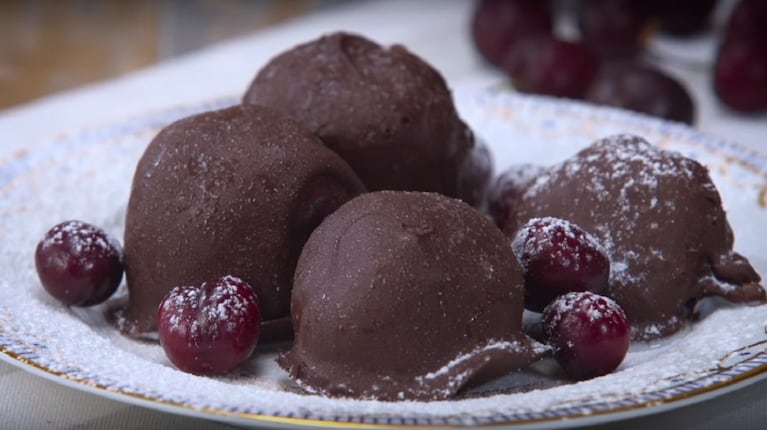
34;220;123;306
725;0;767;42
577;0;653;59
511;217;610;312
714;38;767;113
542;291;631;380
585;61;696;125
471;0;553;66
503;34;600;99
655;0;717;37
157;276;261;375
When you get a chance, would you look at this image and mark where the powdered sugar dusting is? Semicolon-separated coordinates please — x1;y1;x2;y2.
524;136;697;270
40;220;122;262
545;291;624;330
159;276;258;338
1;91;766;426
418;340;527;381
511;216;606;271
201;275;258;336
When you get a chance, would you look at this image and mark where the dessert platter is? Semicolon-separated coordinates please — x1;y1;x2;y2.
2;32;767;429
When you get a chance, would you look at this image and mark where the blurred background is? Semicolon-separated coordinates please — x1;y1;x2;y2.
1;0;764;123
0;0;353;110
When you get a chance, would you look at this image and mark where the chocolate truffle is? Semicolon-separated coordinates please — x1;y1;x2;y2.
121;104;365;337
279;191;546;401
242;32;479;204
504;134;765;339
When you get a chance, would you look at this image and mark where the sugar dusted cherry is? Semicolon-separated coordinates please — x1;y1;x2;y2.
542;291;631;380
34;220;123;306
158;276;261;375
511;217;609;312
577;0;652;59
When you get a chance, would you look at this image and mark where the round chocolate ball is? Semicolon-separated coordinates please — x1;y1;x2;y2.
121;104;365;337
279;191;545;400
243;32;478;204
504;134;765;339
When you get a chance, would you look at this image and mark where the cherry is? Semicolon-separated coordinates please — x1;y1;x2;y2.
471;0;553;66
157;275;261;375
511;217;609;312
503;34;599;100
577;0;653;59
655;0;717;36
34;220;123;306
713;38;767;113
542;291;631;380
725;0;767;42
585;61;696;124
487;163;545;229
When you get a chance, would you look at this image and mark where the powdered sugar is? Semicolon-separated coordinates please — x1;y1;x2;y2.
159;276;258;338
511;216;607;271
40;220;121;261
418;340;528;381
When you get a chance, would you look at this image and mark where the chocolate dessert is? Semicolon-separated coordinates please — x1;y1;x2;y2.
503;134;765;339
121;104;365;337
279;191;546;401
242;32;482;205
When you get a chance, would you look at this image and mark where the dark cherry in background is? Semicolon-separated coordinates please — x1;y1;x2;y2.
503;34;599;99
577;0;652;59
714;39;767;113
655;0;718;36
585;61;695;124
471;0;553;66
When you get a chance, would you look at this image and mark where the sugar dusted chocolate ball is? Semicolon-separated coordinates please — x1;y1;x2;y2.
505;134;765;339
121;104;365;337
279;191;546;401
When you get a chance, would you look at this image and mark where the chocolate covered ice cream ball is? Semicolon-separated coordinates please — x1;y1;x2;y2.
279;191;546;401
504;134;765;339
120;104;365;337
243;32;477;204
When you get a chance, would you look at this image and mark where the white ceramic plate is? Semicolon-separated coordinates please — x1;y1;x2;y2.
1;89;767;429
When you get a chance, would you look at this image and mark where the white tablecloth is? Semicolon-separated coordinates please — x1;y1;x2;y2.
1;1;766;429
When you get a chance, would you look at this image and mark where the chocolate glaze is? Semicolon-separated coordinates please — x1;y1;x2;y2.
279;191;546;401
121;104;365;337
243;32;480;205
504;134;765;339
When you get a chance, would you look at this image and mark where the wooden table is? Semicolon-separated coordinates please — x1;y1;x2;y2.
0;0;350;110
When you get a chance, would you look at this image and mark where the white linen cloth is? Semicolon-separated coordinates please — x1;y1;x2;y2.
1;1;765;429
